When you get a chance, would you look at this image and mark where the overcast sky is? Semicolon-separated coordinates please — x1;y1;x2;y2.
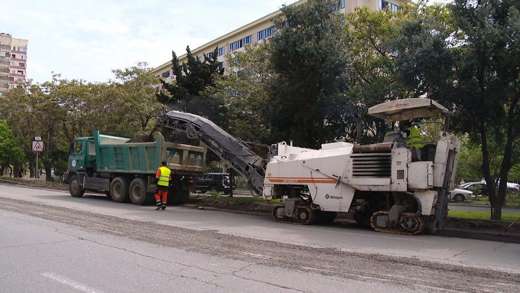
1;0;297;83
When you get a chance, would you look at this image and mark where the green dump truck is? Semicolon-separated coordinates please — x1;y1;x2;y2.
64;130;206;205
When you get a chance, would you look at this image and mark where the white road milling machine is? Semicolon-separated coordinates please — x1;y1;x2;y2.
264;98;459;234
162;98;459;234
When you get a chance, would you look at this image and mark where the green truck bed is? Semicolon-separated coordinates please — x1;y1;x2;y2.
93;131;205;175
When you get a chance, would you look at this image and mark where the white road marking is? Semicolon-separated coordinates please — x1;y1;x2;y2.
41;272;103;293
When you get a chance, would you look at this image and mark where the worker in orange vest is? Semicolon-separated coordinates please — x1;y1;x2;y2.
155;161;172;211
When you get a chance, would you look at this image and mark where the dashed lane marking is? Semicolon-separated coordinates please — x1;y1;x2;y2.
41;272;104;293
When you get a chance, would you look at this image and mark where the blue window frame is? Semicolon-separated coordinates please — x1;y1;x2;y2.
229;40;242;51
257;26;276;41
244;35;252;45
218;47;225;56
229;35;252;52
381;0;399;12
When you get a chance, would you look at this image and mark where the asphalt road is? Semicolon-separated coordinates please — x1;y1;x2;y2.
1;184;520;292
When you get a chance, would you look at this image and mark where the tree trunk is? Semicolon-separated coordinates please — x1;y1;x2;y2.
44;163;53;182
479;125;499;220
494;99;518;221
492;206;502;221
13;164;23;178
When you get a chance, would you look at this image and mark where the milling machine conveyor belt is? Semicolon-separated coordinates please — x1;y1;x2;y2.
160;111;266;195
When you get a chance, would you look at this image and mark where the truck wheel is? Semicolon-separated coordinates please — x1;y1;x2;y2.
129;178;147;205
297;207;316;225
110;177;129;203
272;205;286;221
69;175;85;198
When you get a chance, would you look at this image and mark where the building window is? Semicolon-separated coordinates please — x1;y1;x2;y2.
229;39;243;51
218;47;225;56
257;26;276;41
338;0;346;9
230;35;254;52
19;62;25;68
11;54;16;58
17;70;24;75
243;35;252;45
382;0;399;12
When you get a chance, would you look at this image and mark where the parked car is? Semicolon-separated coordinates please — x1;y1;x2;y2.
449;188;474;202
194;173;233;195
459;182;488;196
460;180;520;195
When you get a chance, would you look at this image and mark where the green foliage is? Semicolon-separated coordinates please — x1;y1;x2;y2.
0;120;25;175
392;0;520;220
0;65;162;181
204;44;273;142
158;46;225;124
269;0;350;147
344;7;417;142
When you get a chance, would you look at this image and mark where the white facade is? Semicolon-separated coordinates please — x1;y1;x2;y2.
0;33;28;96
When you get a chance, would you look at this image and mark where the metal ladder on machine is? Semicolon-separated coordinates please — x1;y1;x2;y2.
159;111;266;196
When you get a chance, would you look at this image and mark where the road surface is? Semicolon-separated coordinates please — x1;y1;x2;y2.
1;183;520;292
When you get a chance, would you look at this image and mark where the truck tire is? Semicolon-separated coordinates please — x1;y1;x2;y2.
129;178;147;205
69;175;85;198
110;177;129;203
296;207;316;225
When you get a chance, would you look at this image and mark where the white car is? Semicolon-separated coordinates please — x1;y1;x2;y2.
449;188;474;202
460;180;519;194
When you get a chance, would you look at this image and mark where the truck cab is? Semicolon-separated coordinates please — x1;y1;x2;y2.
67;137;96;175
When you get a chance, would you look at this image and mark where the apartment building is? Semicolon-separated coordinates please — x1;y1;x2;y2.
0;33;28;96
153;0;403;80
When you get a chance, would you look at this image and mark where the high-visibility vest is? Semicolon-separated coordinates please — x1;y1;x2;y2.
407;126;426;150
157;166;171;187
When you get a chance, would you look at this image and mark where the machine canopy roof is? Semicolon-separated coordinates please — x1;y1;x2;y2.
368;98;449;122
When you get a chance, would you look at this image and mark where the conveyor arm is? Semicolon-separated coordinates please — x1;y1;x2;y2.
160;111;265;195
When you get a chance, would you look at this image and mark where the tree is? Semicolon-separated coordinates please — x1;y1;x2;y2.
111;63;164;134
158;46;225;124
204;44;273;142
0;120;25;177
0;64;164;181
393;0;520;220
269;0;350;147
343;7;416;142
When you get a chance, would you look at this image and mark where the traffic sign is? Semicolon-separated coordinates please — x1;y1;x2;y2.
32;141;44;152
34;136;42;141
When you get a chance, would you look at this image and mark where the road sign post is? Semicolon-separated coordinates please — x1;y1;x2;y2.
32;138;44;179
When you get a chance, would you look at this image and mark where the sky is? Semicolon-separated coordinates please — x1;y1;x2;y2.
1;0;298;83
